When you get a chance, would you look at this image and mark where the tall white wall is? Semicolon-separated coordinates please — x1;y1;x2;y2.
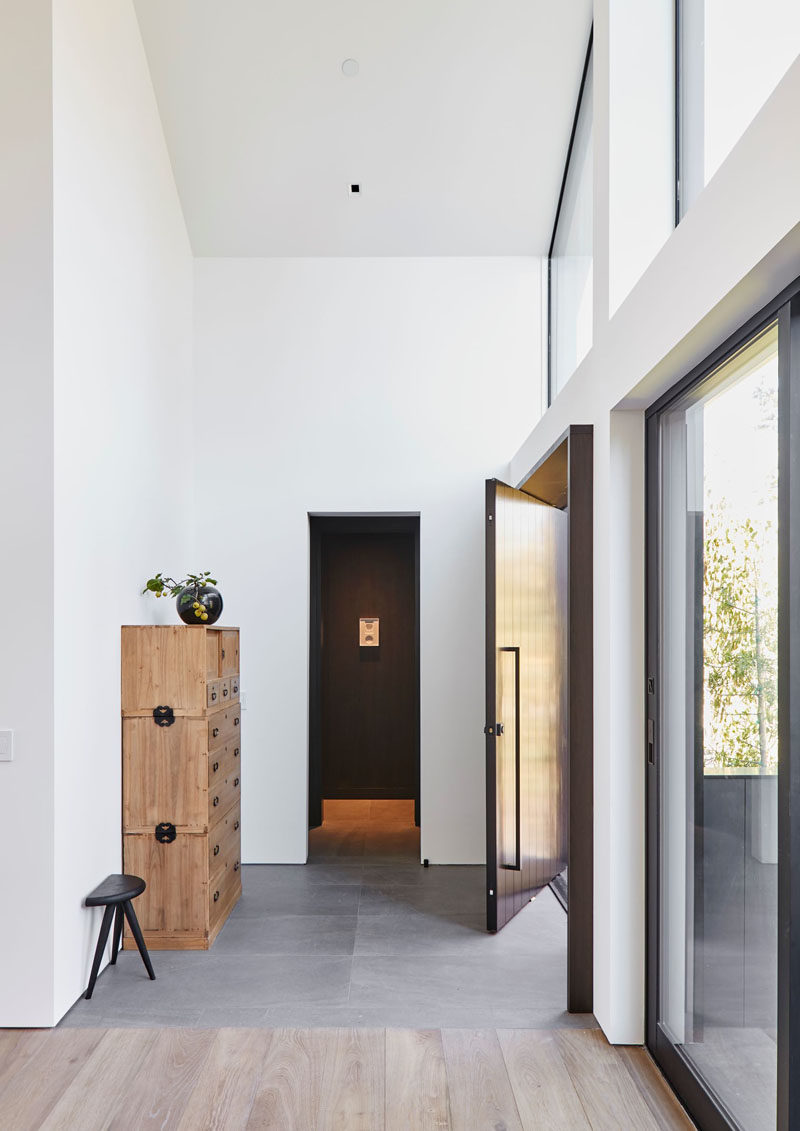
510;16;800;1043
0;0;56;1028
193;257;541;866
51;0;193;1022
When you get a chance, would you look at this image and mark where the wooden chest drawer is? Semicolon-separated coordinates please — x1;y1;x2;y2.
209;804;241;885
209;764;240;821
208;741;240;786
207;679;222;710
208;706;241;751
210;863;242;935
230;674;240;702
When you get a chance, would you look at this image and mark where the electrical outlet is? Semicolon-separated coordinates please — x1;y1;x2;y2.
0;730;13;762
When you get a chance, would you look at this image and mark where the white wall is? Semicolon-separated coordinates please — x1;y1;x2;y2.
510;14;800;1043
607;0;673;314
193;256;541;866
0;0;56;1028
51;0;193;1022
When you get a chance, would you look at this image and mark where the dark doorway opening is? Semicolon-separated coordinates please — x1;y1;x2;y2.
309;515;421;833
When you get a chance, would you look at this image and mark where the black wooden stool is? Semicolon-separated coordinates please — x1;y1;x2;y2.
84;874;156;999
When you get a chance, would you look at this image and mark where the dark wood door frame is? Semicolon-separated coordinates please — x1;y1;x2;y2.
308;514;421;831
516;424;594;1014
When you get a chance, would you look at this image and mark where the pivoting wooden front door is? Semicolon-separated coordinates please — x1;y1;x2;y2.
485;479;568;932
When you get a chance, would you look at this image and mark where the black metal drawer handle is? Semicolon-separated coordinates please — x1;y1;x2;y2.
233;683;239;694
234;747;239;757
213;890;220;902
223;687;229;697
211;690;217;701
234;777;240;787
213;796;220;807
213;844;220;856
234;717;240;726
233;861;240;872
212;761;219;773
234;820;240;831
212;727;219;738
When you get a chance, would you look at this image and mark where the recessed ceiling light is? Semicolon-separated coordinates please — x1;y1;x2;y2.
342;58;359;77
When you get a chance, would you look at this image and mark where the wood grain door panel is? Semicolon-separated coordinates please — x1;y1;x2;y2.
486;480;568;932
123;716;209;832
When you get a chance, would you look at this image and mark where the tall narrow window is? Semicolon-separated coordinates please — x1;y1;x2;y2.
679;0;800;216
549;39;593;403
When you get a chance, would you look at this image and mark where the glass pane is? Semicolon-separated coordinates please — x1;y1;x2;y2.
659;324;778;1131
550;50;593;399
680;0;800;214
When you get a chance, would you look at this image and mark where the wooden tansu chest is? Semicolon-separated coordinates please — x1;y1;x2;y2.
121;625;242;950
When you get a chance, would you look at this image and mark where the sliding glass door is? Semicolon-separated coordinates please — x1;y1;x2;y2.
648;292;800;1130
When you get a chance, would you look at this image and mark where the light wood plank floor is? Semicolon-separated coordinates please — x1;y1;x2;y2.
0;1026;694;1130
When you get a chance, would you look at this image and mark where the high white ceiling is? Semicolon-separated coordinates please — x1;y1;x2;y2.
133;0;592;257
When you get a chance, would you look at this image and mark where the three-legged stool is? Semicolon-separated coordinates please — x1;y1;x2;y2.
84;874;156;999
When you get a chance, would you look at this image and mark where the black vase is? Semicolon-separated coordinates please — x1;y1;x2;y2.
176;585;223;626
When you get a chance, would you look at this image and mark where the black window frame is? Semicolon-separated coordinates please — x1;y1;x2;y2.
646;275;800;1131
546;27;594;408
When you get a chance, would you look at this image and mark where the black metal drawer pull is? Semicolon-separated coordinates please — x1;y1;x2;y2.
234;777;240;788
234;747;239;757
234;820;240;831
234;717;240;727
233;861;240;872
212;761;219;773
213;890;220;902
212;727;219;738
213;796;220;807
213;844;220;856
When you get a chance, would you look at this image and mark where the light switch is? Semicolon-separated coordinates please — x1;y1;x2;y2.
0;730;13;762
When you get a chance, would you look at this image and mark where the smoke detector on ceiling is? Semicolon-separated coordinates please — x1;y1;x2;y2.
341;59;359;77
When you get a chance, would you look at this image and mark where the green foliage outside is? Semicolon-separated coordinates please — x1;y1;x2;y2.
703;373;778;773
703;507;777;771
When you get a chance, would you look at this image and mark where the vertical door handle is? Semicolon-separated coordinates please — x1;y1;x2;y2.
499;646;521;872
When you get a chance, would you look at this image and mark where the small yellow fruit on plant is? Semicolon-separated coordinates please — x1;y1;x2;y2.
193;601;200;609
201;613;209;621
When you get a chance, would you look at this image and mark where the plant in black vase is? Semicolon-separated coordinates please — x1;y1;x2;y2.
142;571;223;626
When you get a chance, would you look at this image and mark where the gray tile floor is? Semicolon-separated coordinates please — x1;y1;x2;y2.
60;801;596;1031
